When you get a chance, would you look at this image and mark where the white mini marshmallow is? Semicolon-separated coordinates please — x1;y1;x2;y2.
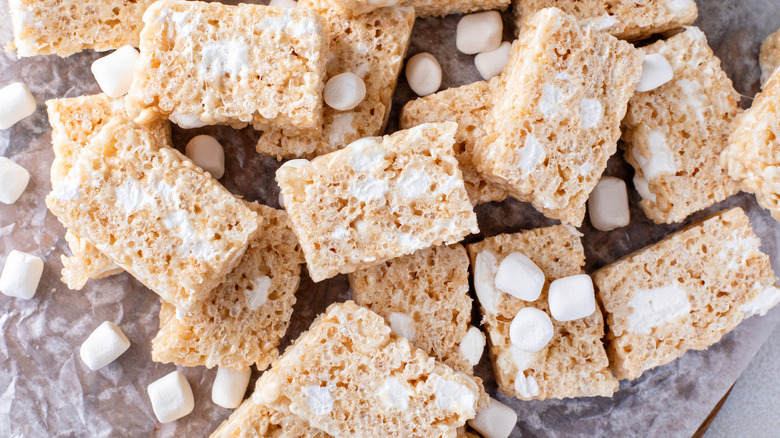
91;46;140;98
148;370;195;423
405;53;442;97
324;72;366;111
79;321;131;370
278;191;286;209
269;0;298;7
456;11;503;55
169;112;207;129
494;252;545;301
588;176;630;231
0;250;44;300
0;82;36;129
212;367;251;409
635;54;674;92
468;396;518;438
388;312;416;341
509;307;553;353
0;157;30;204
547;274;596;322
475;41;512;80
632;173;656;203
459;326;486;366
185;135;225;179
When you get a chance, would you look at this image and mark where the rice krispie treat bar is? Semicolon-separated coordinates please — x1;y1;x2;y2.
277;122;479;282
760;28;780;86
466;226;618;400
125;0;328;133
400;79;508;205
473;8;643;226
7;0;157;57
330;0;510;18
252;301;483;437
256;0;415;159
622;27;740;224
152;204;304;371
211;397;325;438
593;208;779;380
513;0;698;41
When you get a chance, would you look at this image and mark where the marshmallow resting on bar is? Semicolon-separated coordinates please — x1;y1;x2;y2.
593;208;779;380
466;226;618;400
256;0;415;159
330;0;510;18
7;0;157;57
125;0;328;133
622;27;740;224
759;28;780;86
513;0;698;41
276;122;479;282
91;46;140;99
473;8;642;226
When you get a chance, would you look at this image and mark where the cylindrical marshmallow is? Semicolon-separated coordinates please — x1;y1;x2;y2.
459;326;486;366
0;250;44;300
148;370;195;423
635;54;674;92
79;321;131;371
185;135;225;179
468;396;518;438
269;0;298;7
475;41;512;80
278;191;286;209
456;11;503;55
91;45;140;98
509;307;553;353
0;82;36;130
324;72;367;111
388;311;416;341
0;157;30;204
405;53;442;97
588;176;630;231
547;274;596;322
494;252;545;302
212;367;252;409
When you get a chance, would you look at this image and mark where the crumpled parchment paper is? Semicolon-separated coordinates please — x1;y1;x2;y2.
1;1;779;436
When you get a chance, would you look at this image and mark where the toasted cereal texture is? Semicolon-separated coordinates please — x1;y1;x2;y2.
400;79;508;205
473;8;643;226
7;0;157;57
329;0;509;18
466;225;618;400
45;118;259;311
277;122;479;282
211;397;326;438
60;230;123;290
760;28;780;86
513;0;697;41
592;208;778;380
252;301;483;438
622;27;740;224
256;0;415;159
152;204;304;371
125;0;327;132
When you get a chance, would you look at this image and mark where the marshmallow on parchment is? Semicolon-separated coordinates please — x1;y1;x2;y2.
588;176;630;231
91;46;140;98
148;370;195;423
186;135;225;179
79;321;131;371
548;274;596;322
0;250;43;300
212;367;252;409
509;307;553;353
494;252;545;301
635;53;674;92
456;11;503;55
0;157;30;204
0;82;36;130
468;396;518;438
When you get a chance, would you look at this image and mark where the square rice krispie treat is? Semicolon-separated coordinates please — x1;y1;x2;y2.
276;122;479;282
252;301;483;437
473;8;643;227
152;204;304;371
760;28;780;86
7;0;157;57
622;27;740;224
330;0;509;18
400;79;508;205
466;225;619;400
256;0;415;159
211;397;325;438
593;208;779;380
513;0;697;41
125;0;328;133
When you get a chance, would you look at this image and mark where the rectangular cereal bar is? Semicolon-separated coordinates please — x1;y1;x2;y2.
473;8;643;226
592;208;779;380
276;122;479;282
330;0;510;18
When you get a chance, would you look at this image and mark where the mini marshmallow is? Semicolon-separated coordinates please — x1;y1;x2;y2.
79;321;131;370
148;370;195;423
269;0;298;7
588;176;630;231
278;191;286;209
456;11;503;55
388;311;416;341
635;54;674;92
0;157;30;204
324;72;367;111
509;307;553;353
459;326;486;366
548;274;597;322
91;46;140;98
468;397;518;438
185;135;225;179
633;173;656;202
212;367;252;409
0;82;36;129
405;53;442;97
494;252;545;301
0;250;44;300
475;41;512;80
